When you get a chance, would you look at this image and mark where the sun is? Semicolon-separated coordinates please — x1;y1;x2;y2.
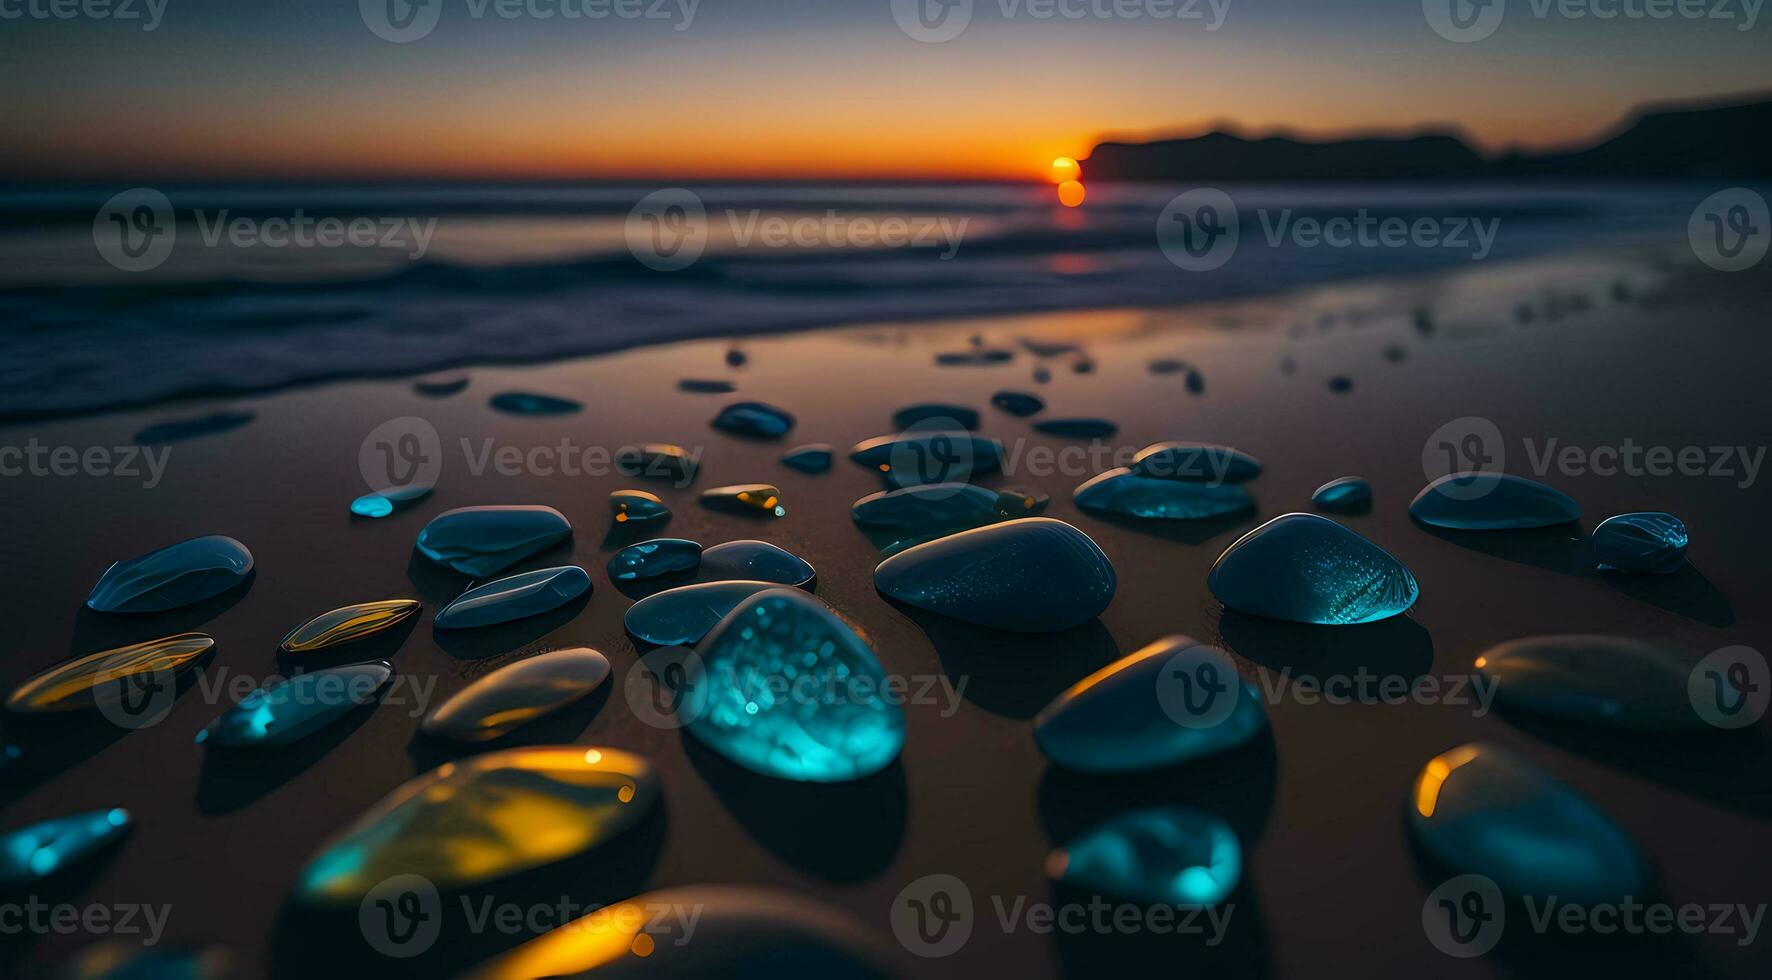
1057;180;1086;208
1049;156;1080;183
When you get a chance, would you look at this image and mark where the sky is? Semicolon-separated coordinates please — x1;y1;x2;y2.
2;0;1769;181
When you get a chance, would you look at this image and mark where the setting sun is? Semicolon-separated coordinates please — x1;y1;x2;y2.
1057;179;1086;207
1050;156;1081;183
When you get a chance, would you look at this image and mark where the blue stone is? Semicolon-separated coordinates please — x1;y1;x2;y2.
874;518;1116;632
1073;468;1254;520
1208;513;1417;624
712;401;795;439
991;390;1044;417
1409;742;1649;905
686;590;905;782
1476;635;1716;731
1186;369;1205;394
351;480;434;519
490;391;582;415
1128;442;1262;482
936;348;1012;366
611;489;670;525
414;372;469;396
434;566;591;629
1327;376;1353;393
1311;477;1372;513
1048;808;1242;906
1409;474;1580;530
86;535;254;613
1592;512;1688;573
1034;636;1268;773
0;808;132;884
416;505;571;577
678;378;735;393
133;411;255;444
847;431;1004;487
1033;418;1117;439
609;538;702;582
781;444;834;473
851;483;1005;529
893;403;979;430
699;540;815;587
196;662;393;748
624;581;790;646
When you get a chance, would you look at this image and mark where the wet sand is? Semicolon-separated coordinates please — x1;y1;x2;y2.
1;247;1768;978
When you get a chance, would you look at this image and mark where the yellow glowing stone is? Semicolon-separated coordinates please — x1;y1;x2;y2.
1057;180;1086;208
278;599;421;653
6;633;214;714
1413;743;1481;818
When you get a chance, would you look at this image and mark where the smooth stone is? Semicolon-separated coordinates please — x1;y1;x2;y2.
1128;442;1263;482
893;402;979;430
608;539;702;582
1593;512;1688;573
1033;418;1117;439
711;401;795;438
1409;742;1649;905
296;746;658;905
461;885;898;980
699;540;816;587
0;808;132;884
416;505;571;577
610;489;670;524
623;581;790;646
935;348;1013;366
85;535;254;613
1476;635;1718;730
726;346;746;366
616;444;697;482
847;431;1005;486
1034;636;1268;773
991;390;1045;416
1327;376;1353;393
279;599;421;653
1033;366;1052;383
490;391;581;415
1073;468;1254;520
1311;476;1372;513
414;371;469;396
58;943;232;980
1409;473;1580;530
874;518;1116;632
6;634;214;714
1047;807;1242;905
686;590;905;782
351;480;434;519
851;483;1006;529
1185;369;1205;393
1019;339;1079;357
700;484;786;517
678;378;735;393
1209;513;1417;624
195;661;392;748
132;411;254;444
781;444;834;473
421;647;611;742
435;566;591;629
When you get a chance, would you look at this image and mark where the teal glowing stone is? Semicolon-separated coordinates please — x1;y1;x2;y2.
1409;742;1649;905
434;566;591;629
991;390;1044;417
1592;512;1688;573
489;391;582;415
350;480;434;519
1311;476;1372;513
700;540;816;587
780;444;834;474
1208;513;1417;624
196;662;392;747
686;590;905;782
1033;418;1117;439
874;518;1116;632
609;538;702;582
1128;442;1262;482
416;505;572;576
86;535;253;613
0;808;132;884
712;401;796;439
624;581;789;646
1048;808;1242;906
847;431;1005;486
1410;473;1580;530
1476;635;1718;731
1073;468;1254;520
1034;636;1267;773
893;403;979;430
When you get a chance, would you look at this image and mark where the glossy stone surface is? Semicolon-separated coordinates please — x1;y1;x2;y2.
1592;512;1688;573
1048;808;1242;905
7;634;214;714
616;444;697;482
435;566;591;629
700;484;787;517
608;539;702;582
780;444;834;474
686;590;905;781
0;808;132;884
1033;418;1117;439
893;402;979;430
1208;513;1418;624
1073;468;1254;520
1476;635;1716;730
1409;473;1581;530
1311;477;1372;513
1409;742;1649;905
936;347;1013;366
414;372;469;396
678;378;735;393
279;599;421;653
416;505;571;577
489;391;581;415
1128;442;1262;482
296;746;658;905
132;411;254;444
195;662;392;748
350;480;434;519
851;483;1006;529
610;489;670;524
623;581;790;647
848;431;1005;487
992;390;1044;416
421;647;611;742
85;535;253;613
875;518;1116;632
1034;636;1268;773
700;540;816;587
711;401;795;438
